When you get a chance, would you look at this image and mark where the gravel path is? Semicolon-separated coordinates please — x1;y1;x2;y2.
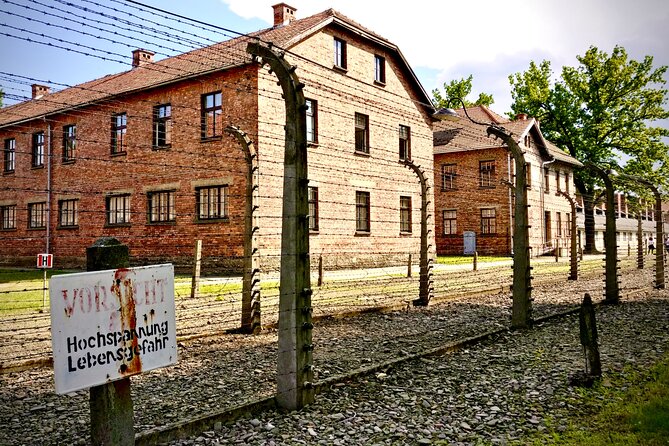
0;265;667;446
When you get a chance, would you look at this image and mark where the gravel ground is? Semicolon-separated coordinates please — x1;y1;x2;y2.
0;264;667;446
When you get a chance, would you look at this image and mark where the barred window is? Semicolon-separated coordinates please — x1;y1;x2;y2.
106;194;131;225
196;186;228;220
479;160;495;188
355;113;369;154
400;196;411;233
4;138;16;172
308;186;319;231
58;199;78;227
481;208;496;234
153;104;172;148
32;132;45;167
1;205;16;230
28;202;47;229
111;113;127;154
148;190;176;223
442;164;456;190
399;125;410;160
443;210;457;235
63;125;76;163
355;191;370;232
201;92;222;139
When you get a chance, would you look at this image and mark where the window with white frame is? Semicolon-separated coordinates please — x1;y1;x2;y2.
334;37;347;69
106;194;131;225
111;113;127;154
63;125;76;163
306;99;318;144
399;125;410;160
355;191;370;232
355;113;369;154
400;196;411;233
148;190;176;223
32;132;44;167
58;199;78;228
481;208;496;234
374;54;385;84
479;160;495;188
1;205;16;230
196;185;228;220
153;104;172;148
28;202;47;229
3;138;15;172
443;210;457;235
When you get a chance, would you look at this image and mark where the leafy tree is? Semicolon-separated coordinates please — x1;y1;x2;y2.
508;46;669;253
432;75;494;108
0;89;3;108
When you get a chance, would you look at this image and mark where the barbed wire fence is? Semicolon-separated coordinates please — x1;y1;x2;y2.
0;1;666;444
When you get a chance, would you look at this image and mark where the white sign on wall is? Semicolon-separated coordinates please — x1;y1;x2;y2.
50;264;177;394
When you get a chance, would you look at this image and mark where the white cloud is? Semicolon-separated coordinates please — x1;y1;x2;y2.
222;0;669;113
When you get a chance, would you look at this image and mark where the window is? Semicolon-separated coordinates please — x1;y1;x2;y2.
544;168;550;193
442;164;457;190
4;138;15;172
308;186;319;231
28;202;47;229
355;191;370;232
555;171;561;191
556;212;562;237
111;113;127;154
153;104;172;148
148;190;176;223
201;92;222;139
196;186;227;220
565;172;570;194
305;99;318;144
63;125;76;163
544;211;552;240
399;125;410;160
566;213;571;238
481;208;496;234
479;160;495;188
334;37;347;69
106;194;131;225
355;113;369;154
32;132;44;167
374;55;386;84
400;196;412;233
443;210;457;235
58;199;78;228
525;163;531;187
1;205;16;230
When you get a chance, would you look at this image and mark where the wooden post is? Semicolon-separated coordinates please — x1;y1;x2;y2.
190;239;202;299
555;239;559;262
579;293;602;378
473;251;478;271
248;42;313;410
407;253;412;278
318;255;323;287
86;237;134;446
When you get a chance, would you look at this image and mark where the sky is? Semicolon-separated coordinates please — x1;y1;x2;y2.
1;0;669;118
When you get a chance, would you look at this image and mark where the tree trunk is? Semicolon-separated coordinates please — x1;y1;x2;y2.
582;192;599;254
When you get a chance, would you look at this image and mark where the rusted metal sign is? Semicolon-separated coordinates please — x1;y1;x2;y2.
50;264;177;394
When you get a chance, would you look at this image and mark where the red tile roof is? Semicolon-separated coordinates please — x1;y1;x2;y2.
0;9;431;127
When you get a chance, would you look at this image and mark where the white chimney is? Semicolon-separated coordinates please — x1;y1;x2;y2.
272;3;296;27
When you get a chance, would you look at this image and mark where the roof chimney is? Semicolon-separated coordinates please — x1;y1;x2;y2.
132;49;155;68
31;84;51;99
272;3;296;27
515;113;528;121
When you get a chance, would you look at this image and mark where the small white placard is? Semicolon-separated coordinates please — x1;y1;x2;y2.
50;264;177;394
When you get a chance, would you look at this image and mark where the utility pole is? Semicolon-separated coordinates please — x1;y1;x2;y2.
556;190;579;280
401;159;433;306
226;125;262;333
247;42;314;409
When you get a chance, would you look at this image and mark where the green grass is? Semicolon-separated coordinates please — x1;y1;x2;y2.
520;355;669;445
0;268;73;314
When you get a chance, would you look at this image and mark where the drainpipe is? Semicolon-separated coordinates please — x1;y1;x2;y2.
540;158;556;251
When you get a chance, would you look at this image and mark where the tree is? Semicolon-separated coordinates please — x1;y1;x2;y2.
508;46;669;253
432;75;494;108
0;89;3;108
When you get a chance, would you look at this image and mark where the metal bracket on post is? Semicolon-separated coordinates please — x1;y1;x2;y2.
247;41;313;410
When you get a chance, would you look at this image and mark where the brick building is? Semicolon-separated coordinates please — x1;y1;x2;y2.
0;4;435;271
433;106;582;256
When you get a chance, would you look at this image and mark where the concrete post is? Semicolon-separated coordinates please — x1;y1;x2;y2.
637;213;644;269
556;190;579;280
587;164;619;304
86;237;134;446
318;255;323;287
247;42;313;409
225;125;262;333
488;126;532;329
579;293;602;378
401;159;433;306
190;239;202;299
473;251;478;272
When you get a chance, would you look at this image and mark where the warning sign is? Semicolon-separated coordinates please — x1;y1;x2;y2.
49;264;177;394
